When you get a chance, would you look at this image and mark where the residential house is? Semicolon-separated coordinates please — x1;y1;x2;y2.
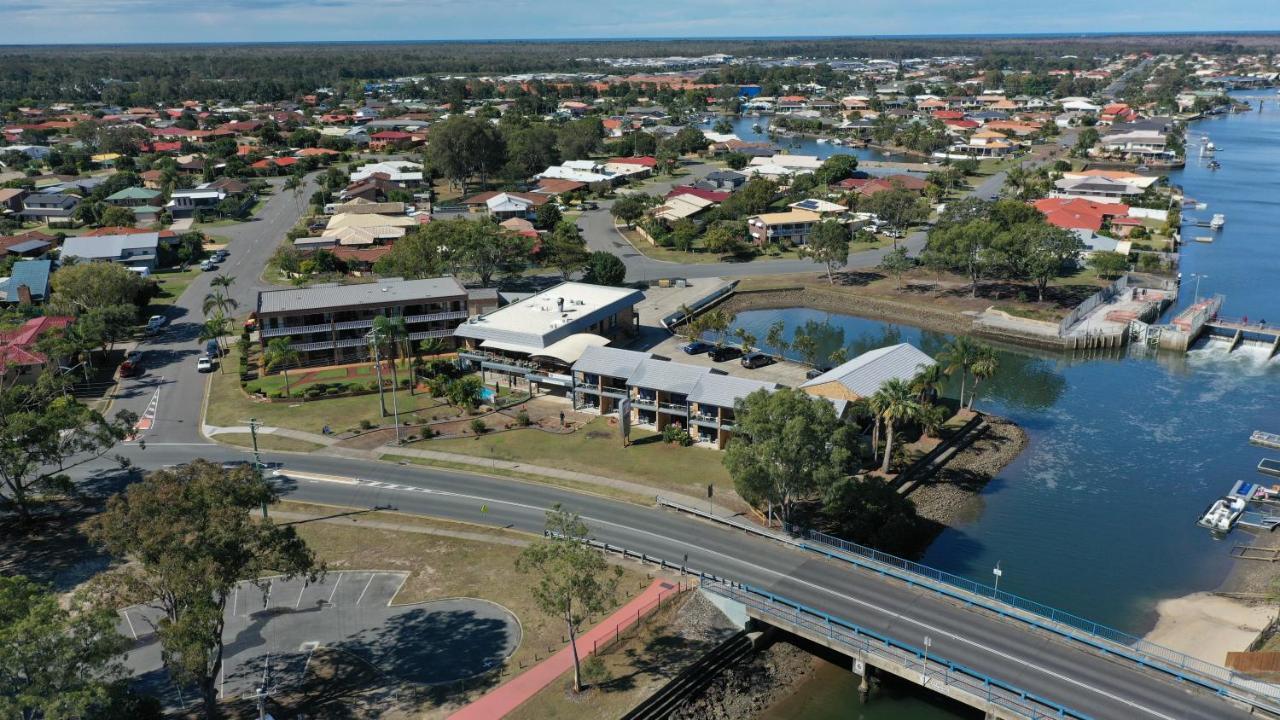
0;188;29;215
533;178;587;199
0;259;52;304
1033;198;1131;232
800;343;936;402
60;232;160;269
256;276;471;366
104;186;164;221
167;187;225;218
652;194;716;223
18;193;81;228
1073;229;1132;259
0;231;53;259
701;169;748;191
964;130;1014;157
747;209;822;246
139;169;166;190
0;316;72;383
1051;176;1144;204
350;161;423;187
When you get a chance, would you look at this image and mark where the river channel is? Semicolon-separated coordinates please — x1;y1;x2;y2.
752;94;1280;718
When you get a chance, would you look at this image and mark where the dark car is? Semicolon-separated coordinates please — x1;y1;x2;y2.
740;351;774;369
805;366;831;380
681;340;713;355
708;346;742;362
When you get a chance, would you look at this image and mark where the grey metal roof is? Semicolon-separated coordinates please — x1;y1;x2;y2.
627;358;713;395
60;232;159;260
257;276;465;315
573;345;651;379
800;343;936;398
688;373;776;408
4;239;50;254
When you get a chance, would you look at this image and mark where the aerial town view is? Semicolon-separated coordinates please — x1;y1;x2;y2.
3;4;1280;719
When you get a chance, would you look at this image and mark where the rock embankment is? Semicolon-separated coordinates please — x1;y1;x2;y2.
910;415;1028;531
669;640;814;720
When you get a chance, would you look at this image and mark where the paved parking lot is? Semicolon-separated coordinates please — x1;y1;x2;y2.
120;571;521;706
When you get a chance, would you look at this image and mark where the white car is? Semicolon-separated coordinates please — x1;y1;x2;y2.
196;356;214;373
145;315;167;333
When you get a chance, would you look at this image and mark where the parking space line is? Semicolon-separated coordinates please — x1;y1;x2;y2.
122;610;138;640
233;585;239;616
355;574;375;606
295;580;307;609
326;573;344;604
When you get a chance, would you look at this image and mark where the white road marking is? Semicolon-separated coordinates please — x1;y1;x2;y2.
122;610;138;640
326;573;344;604
355;574;375;606
232;585;238;616
295;580;307;609
339;478;1177;719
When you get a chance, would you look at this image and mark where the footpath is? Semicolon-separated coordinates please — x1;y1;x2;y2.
202;422;739;515
448;578;682;720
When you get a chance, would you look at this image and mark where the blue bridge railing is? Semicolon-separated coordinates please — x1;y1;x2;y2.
704;579;1093;720
798;527;1280;709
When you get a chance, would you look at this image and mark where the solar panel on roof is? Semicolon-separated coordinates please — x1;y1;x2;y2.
795;200;819;209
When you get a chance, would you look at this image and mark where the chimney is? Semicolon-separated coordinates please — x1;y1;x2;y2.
16;284;32;305
556;297;564;312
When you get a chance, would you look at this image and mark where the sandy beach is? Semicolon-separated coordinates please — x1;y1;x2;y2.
1143;592;1275;665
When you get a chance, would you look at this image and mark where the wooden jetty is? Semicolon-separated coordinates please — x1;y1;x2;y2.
1252;431;1280;450
1231;545;1280;561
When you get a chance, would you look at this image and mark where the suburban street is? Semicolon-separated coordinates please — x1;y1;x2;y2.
110;172;320;445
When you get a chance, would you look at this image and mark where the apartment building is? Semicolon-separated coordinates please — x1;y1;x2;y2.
256;276;473;366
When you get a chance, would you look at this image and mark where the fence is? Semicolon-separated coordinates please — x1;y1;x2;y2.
588;581;688;657
703;580;1093;720
798;528;1280;712
1057;273;1131;336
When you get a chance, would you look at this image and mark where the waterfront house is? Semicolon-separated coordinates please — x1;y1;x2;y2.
747;209;823;246
800;343;936;402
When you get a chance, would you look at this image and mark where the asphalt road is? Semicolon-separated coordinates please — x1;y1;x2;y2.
112;173;320;446
80;441;1252;720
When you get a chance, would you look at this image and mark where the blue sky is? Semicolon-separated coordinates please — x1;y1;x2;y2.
0;0;1274;45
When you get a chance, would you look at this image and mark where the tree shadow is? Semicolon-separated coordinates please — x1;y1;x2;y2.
831;270;883;287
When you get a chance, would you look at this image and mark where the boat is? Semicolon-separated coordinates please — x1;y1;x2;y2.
752;123;763;133
1196;202;1209;210
1198;495;1247;532
1211;213;1226;229
830;138;844;146
1207;160;1221;170
1253;431;1280;450
816;138;829;144
1194;236;1214;244
1259;459;1280;479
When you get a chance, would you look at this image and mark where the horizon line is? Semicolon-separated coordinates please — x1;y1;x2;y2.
3;29;1280;49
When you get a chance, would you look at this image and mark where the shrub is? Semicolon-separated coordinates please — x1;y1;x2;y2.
326;386;343;396
358;419;375;430
469;418;487;435
516;410;532;427
661;423;693;446
269;390;284;399
366;381;380;392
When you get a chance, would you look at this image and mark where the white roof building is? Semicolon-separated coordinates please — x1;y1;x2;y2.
454;281;644;356
350;161;423;184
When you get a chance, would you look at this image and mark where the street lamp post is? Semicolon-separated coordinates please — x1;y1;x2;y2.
245;417;267;519
1192;273;1208;303
922;635;932;684
993;561;1003;595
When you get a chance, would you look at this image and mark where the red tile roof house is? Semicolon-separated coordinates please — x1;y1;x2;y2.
0;316;72;383
368;130;417;151
666;186;731;203
250;157;300;174
1033;198;1131;232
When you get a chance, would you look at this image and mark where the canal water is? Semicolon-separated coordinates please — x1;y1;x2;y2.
751;95;1280;719
699;114;917;164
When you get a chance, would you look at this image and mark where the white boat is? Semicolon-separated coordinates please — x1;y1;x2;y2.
816;138;829;144
1211;213;1226;229
1205;142;1217;154
831;138;844;146
1198;495;1247;532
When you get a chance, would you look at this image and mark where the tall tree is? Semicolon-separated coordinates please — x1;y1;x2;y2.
424;116;506;194
542;222;590;279
938;336;978;409
453;221;531;286
724;388;859;525
822;477;924;555
516;505;622;694
88;461;319;719
0;373;135;522
583;251;627;286
805;219;850;284
0;575;132;719
878;245;913;290
967;345;1000;411
47;262;150;315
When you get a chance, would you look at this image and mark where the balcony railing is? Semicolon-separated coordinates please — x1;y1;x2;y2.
404;309;468;324
407;329;454;341
658;401;689;414
261;321;331;338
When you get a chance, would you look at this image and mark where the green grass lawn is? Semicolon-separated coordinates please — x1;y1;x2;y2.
214;432;324;452
418;417;734;501
205;347;458;434
147;266;202;310
243;359;414;395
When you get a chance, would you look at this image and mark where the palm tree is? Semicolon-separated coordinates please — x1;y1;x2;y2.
909;363;946;406
367;319;392;417
967;345;1000;411
202;290;238;326
211;273;235;293
865;390;888;464
734;328;756;355
264;337;299;398
919;404;947;439
198;315;230;374
938;336;978;410
877;378;921;474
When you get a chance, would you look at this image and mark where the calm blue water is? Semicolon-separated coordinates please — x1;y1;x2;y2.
700;115;916;165
753;95;1280;719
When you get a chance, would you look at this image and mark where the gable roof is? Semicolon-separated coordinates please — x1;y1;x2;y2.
5;259;51;300
573;345;651;379
800;343;935;398
0;316;72;367
688;373;776;408
627;358;713;394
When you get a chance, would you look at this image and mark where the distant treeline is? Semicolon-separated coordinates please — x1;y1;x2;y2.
0;34;1273;105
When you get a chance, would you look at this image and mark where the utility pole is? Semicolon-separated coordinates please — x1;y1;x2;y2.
246;417;268;519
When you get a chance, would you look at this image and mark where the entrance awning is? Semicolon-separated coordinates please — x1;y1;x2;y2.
530;333;610;366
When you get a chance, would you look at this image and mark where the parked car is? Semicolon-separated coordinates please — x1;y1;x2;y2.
118;359;141;378
125;350;144;365
708;346;742;362
740;351;774;369
196;355;214;373
204;339;220;358
200;259;217;271
805;366;831;380
681;340;713;355
145;315;167;334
